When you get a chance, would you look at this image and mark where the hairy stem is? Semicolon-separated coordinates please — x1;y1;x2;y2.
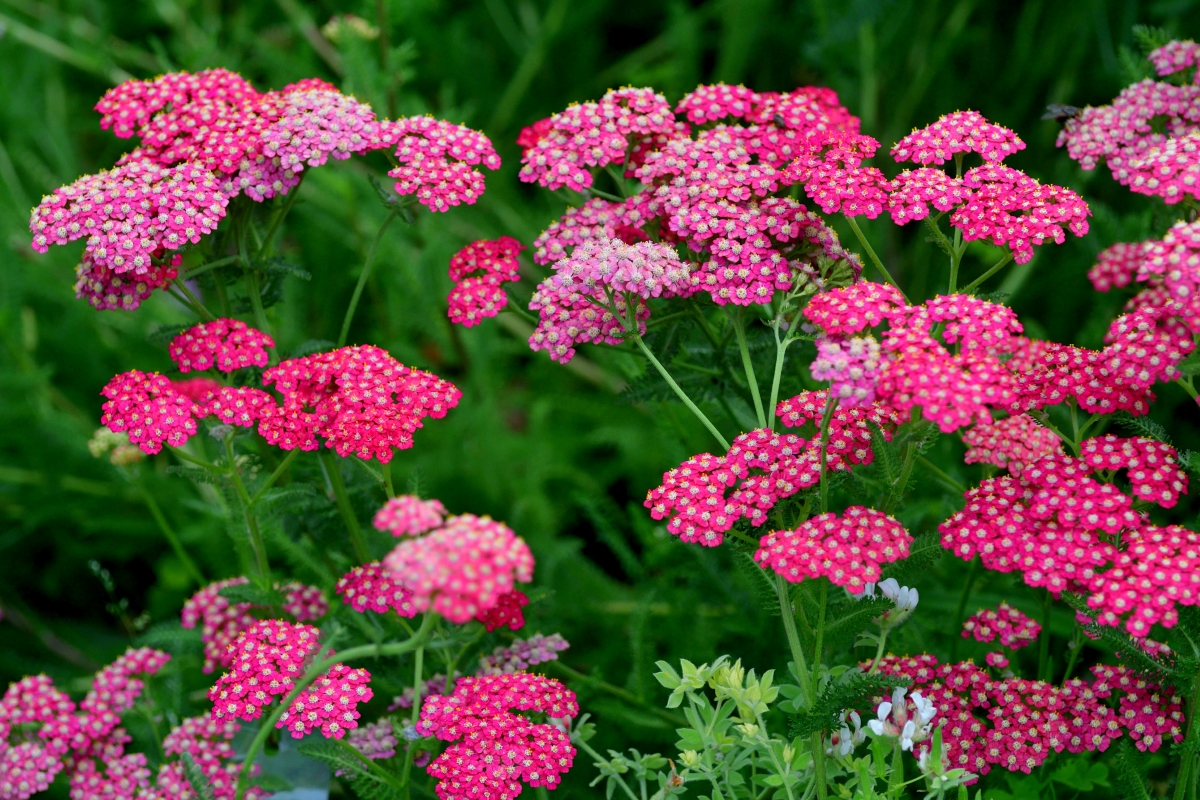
844;216;905;299
320;450;369;563
733;311;767;428
137;479;205;586
338;207;400;347
631;334;730;450
224;438;269;577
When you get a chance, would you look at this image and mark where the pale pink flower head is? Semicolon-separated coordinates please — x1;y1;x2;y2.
169;318;274;373
531;198;648;265
1126;131;1200;204
961;602;1041;649
962;413;1064;476
417;673;578;799
74;252;179;312
891;111;1025;166
0;675;75;800
147;715;263;800
811;334;882;407
334;562;417;617
373;495;447;536
1088;242;1148;292
100;370;199;454
477;633;571;676
1148;40;1200;80
259;80;378;172
346;719;397;762
675;83;759;124
755;506;913;594
542;237;693;301
69;753;151;800
381;116;502;211
382;513;535;624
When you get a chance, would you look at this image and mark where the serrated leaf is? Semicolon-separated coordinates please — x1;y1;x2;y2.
135;621;202;650
880;532;943;585
180;752;216;800
148;323;193;344
1114;411;1172;445
1111;739;1151;800
821;595;893;651
166;465;225;485
788;670;907;738
217;583;284;607
298;740;401;800
259;256;311;281
290;339;335;358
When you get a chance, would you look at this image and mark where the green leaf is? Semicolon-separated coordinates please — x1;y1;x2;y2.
298;740;402;800
217;583;284;607
147;323;193;344
165;465;225;485
1114;410;1173;444
1111;739;1151;800
180;752;216;800
788;670;907;738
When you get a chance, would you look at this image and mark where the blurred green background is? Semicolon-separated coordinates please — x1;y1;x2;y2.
3;0;1200;795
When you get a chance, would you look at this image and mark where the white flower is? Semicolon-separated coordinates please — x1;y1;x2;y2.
862;578;919;627
829;710;864;756
868;688;937;751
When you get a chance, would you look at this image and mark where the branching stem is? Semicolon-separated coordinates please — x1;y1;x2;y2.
338;206;400;347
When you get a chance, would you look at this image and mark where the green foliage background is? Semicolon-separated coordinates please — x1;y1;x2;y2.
3;0;1200;796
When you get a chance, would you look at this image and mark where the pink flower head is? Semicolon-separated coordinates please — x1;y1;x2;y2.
259;345;461;462
891;111;1025;166
1005;338;1154;417
100;370;199;454
1089;242;1148;292
783;131;889;218
373;495;448;536
1103;307;1195;389
145;715;263;800
745;87;861;135
1079;434;1188;508
82;648;172;718
346;719;397;762
0;676;75;800
961;602;1042;649
531;198;649;265
448;236;524;283
811;334;883;407
675;83;759;124
382;514;535;624
182;578;329;673
209;620;372;739
334;562;417;617
417;673;579;799
803;281;907;335
951;164;1090;264
168;318;274;373
477;634;570;676
755;506;913;594
447;276;509;327
1091;664;1185;752
516;118;555;152
1126;131;1200;204
1148;40;1200;80
382;116;502;211
74;252;179;312
519;87;676;191
194;386;278;429
69;753;150;800
475;589;528;632
1141;219;1200;330
885;168;968;224
259;81;377;173
962;414;1064;476
95;68;260;142
984;652;1009;669
30;159;229;274
527;280;643;364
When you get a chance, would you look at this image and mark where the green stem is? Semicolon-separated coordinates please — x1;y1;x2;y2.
338;207;399;347
225;438;269;577
1037;590;1053;681
244;270;270;336
167;446;221;471
962;251;1015;294
947;227;964;294
810;730;828;800
631;334;729;450
137;480;205;586
809;581;829;800
381;462;395;499
915;455;965;494
948;559;979;663
767;325;796;431
867;627;891;675
774;573;809;708
248;449;300;506
733;311;767;428
258;176;305;259
503;305;539;326
844;216;906;300
170;281;216;321
1176;378;1199;401
545;660;686;727
576;739;641;800
335;738;407;790
817;397;838;513
882;442;917;514
181;255;242;281
1062;626;1083;681
234;614;437;800
1172;669;1200;800
320;450;370;563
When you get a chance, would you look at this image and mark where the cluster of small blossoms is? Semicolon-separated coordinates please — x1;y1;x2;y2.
334;562;417;617
1149;39;1200;79
100;370;199;454
477;634;571;676
180;577;329;672
528;237;693;363
810;334;882;406
379;116;502;211
891;110;1026;165
141;716;264;800
885;167;969;224
446;237;524;327
940;439;1192;637
0;676;75;800
783;131;890;218
417;673;579;800
1088;242;1148;291
530;199;649;264
259;344;461;462
475;589;529;632
1091;664;1186;752
373;495;448;536
346;719;398;762
645;392;900;546
208;620;372;739
754;506;912;594
961;414;1064;476
382;511;535;623
74;253;179;312
390;674;459;710
168;318;274;373
961;603;1042;649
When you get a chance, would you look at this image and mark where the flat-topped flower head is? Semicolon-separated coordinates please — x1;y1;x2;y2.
346;719;397;762
382;513;535;624
477;634;570;676
100;370;199;454
75;253;179;312
543;237;693;300
417;673;579;800
675;83;759;124
334;562;417;617
373;495;447;536
144;715;264;800
0;675;75;800
886;168;968;223
961;603;1041;649
755;506;913;594
169;318;274;373
381;116;502;211
811;334;883;407
962;414;1064;476
784;130;889;218
259;80;378;173
1089;242;1148;292
531;198;648;265
448;237;524;282
892;111;1025;165
1148;40;1200;80
277;663;372;739
803;282;907;335
1125;131;1200;204
475;589;528;632
182;578;328;672
1078;434;1188;508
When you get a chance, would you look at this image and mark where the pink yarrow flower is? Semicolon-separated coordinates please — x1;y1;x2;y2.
373;495;448;536
446;237;525;327
891;110;1025;165
168;318;274;373
334;562;417;617
380;116;502;211
961;603;1042;649
142;715;264;800
74;252;179;312
100;370;200;454
962;413;1064;476
0;676;75;800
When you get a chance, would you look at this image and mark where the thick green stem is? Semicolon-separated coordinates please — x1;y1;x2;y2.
137;479;205;586
947;228;964;294
234;614;437;800
631;334;729;450
171;280;216;321
225;438;269;577
767;326;795;431
916;455;965;494
1171;670;1200;800
962;251;1015;294
181;255;242;281
817;397;838;513
733;312;767;428
774;573;809;708
882;442;917;514
320;450;370;563
338;207;399;347
844;216;906;300
810;730;828;800
867;627;891;675
248;449;300;506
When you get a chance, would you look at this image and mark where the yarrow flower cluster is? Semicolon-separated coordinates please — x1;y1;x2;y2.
755;506;913;594
382;510;535;624
892;111;1026;165
810;334;882;406
475;589;529;632
380;116;502;211
446;237;525;327
100;370;200;454
416;673;579;800
168;318;274;373
476;634;571;676
373;495;448;536
0;676;75;800
141;716;265;800
208;620;372;739
962;414;1064;476
961;603;1042;649
181;577;328;672
335;562;417;617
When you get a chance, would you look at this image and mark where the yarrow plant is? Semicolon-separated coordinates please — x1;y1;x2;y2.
12;29;1200;800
